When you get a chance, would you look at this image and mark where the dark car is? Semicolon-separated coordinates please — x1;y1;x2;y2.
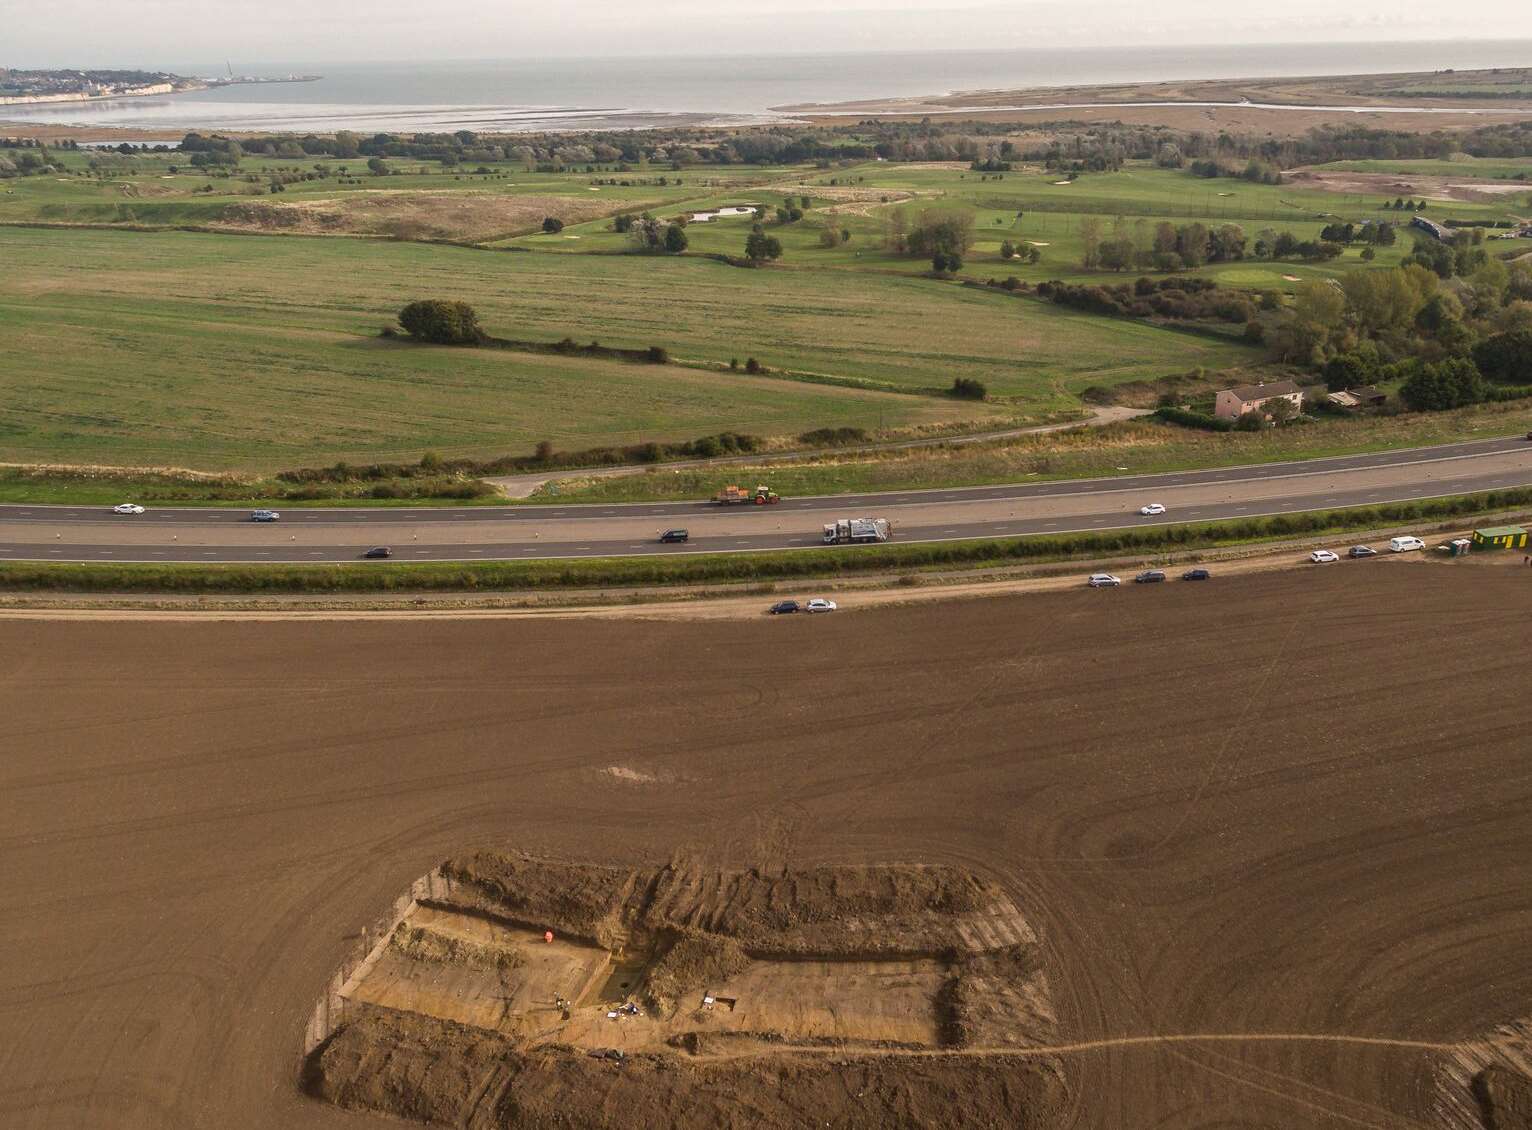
1348;545;1377;558
1182;568;1212;581
768;600;801;615
363;546;392;559
659;529;689;543
1134;570;1167;584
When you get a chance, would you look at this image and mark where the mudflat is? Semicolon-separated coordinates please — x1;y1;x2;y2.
4;564;1532;1128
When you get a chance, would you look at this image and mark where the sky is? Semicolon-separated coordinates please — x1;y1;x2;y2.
4;0;1531;67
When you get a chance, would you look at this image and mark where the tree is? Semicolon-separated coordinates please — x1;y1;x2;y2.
1473;330;1532;384
366;156;388;176
745;231;783;262
905;209;975;259
950;377;987;399
663;224;688;253
1097;237;1135;271
397;300;484;345
1079;216;1103;269
1265;396;1296;425
999;239;1016;259
1400;358;1485;411
1323;352;1377;392
541;216;564;234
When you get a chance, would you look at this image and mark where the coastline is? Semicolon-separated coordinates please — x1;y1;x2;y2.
3;62;1530;140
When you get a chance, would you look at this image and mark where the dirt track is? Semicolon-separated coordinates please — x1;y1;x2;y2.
5;564;1532;1128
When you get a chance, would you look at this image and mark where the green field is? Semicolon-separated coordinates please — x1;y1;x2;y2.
0;223;1260;468
4;152;1528;478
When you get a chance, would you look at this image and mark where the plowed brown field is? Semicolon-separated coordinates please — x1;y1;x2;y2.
4;564;1532;1129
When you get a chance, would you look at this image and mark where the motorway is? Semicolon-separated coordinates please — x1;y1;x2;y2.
2;436;1529;563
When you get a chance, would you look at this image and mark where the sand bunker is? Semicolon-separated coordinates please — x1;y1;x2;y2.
304;852;1063;1128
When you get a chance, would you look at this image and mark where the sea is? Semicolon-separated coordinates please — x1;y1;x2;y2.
6;40;1532;136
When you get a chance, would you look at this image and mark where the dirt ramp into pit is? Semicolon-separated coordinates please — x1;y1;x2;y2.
309;1010;1068;1130
304;852;1062;1127
1437;1018;1532;1129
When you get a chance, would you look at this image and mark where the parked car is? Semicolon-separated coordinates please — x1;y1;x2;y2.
1139;503;1167;516
805;598;837;613
1389;535;1425;553
363;546;392;559
1182;568;1211;581
1134;570;1167;584
1087;573;1121;587
1310;549;1339;563
768;600;801;614
658;529;689;543
111;503;145;515
250;510;280;522
1349;545;1377;558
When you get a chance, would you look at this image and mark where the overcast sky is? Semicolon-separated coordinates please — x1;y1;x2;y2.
5;0;1531;67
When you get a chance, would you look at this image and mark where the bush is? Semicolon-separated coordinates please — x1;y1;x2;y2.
949;377;987;399
541;216;564;233
745;231;783;261
1153;406;1234;432
745;357;763;374
397;299;485;345
799;426;869;446
646;345;669;364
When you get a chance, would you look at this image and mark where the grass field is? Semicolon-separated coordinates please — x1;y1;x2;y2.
0;223;1259;469
3;153;1528;478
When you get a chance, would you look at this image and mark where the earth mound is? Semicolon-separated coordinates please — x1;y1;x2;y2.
303;852;1063;1127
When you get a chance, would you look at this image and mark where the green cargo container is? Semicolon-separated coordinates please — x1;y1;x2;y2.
1471;526;1529;550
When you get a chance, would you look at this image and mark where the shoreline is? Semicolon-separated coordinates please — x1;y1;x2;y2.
4;63;1531;139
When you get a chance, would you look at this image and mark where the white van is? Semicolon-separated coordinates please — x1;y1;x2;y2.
1389;536;1425;553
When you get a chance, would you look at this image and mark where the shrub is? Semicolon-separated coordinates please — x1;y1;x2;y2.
950;377;987;399
1153;406;1234;432
541;216;564;233
397;299;484;345
745;357;762;374
646;345;669;364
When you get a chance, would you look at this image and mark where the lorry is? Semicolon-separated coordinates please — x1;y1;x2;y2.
822;517;892;545
714;484;780;506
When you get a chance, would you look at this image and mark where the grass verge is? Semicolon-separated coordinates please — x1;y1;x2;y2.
3;488;1528;594
539;405;1532;503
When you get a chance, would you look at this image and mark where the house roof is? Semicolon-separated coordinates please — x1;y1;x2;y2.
1224;380;1302;403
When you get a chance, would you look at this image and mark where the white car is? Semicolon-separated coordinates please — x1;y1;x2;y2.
805;598;838;613
1389;536;1425;553
1087;573;1122;587
1139;503;1167;516
111;503;145;515
1310;549;1340;564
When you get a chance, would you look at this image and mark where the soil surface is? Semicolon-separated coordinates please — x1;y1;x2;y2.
5;565;1532;1128
308;855;1057;1126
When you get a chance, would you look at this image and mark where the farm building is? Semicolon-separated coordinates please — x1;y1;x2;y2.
1411;216;1453;242
1214;380;1305;421
1326;386;1388;411
1471;526;1529;550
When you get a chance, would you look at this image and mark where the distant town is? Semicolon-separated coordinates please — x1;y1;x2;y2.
0;67;319;106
